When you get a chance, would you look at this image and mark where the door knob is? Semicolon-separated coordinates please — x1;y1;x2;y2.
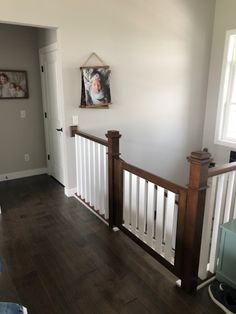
56;128;63;132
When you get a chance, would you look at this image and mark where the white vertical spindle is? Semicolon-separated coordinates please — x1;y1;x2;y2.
138;178;146;241
155;186;164;254
78;136;83;198
90;140;95;206
99;145;105;216
123;171;131;228
94;142;100;211
98;144;102;212
104;147;109;219
81;137;86;200
224;171;235;222
198;176;217;279
85;139;90;203
75;136;80;196
131;174;138;234
164;191;175;263
172;201;178;251
234;197;236;219
87;139;92;205
146;182;155;247
209;174;227;273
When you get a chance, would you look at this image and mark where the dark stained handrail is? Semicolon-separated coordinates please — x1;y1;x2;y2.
122;161;186;194
208;161;236;177
75;130;108;147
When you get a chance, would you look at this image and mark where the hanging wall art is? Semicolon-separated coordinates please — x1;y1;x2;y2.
80;53;111;108
0;70;29;99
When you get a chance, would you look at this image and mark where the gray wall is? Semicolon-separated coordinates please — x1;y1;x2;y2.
0;23;46;175
37;28;57;49
203;0;236;164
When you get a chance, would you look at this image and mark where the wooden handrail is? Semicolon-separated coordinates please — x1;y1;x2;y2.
123;161;186;194
208;161;236;178
75;130;108;147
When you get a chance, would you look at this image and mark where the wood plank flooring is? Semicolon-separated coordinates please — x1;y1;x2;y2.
0;175;222;314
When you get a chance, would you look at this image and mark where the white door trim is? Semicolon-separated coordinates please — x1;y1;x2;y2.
39;41;68;186
39;43;58;55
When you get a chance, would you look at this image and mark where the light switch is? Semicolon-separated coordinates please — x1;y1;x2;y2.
20;110;26;118
72;115;78;125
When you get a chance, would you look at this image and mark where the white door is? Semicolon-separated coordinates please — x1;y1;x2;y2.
40;44;65;185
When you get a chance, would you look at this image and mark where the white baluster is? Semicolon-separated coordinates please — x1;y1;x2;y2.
90;140;95;206
104;147;109;219
87;139;92;205
224;171;235;222
75;135;80;196
97;144;102;213
85;139;90;203
131;174;139;234
138;178;146;241
172;200;178;251
123;171;131;228
99;145;105;216
209;174;227;273
94;142;100;211
78;136;83;198
164;191;175;263
234;195;236;219
146;182;155;247
81;137;86;200
198;176;217;279
155;186;164;255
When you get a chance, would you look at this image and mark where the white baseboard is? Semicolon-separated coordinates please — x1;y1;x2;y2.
0;168;48;182
64;187;77;197
176;279;181;288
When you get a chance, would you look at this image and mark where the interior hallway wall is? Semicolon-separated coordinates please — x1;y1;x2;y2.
0;0;216;187
0;24;46;178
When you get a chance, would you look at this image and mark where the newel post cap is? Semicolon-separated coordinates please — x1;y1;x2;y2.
105;130;121;139
187;150;212;165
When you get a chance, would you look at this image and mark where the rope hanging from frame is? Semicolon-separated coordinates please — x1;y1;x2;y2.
80;52;107;69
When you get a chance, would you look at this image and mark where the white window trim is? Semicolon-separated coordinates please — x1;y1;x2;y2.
215;29;236;148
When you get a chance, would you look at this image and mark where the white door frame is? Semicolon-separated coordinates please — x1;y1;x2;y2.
39;42;68;186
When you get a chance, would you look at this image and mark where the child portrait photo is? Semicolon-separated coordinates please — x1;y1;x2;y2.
0;70;29;99
80;66;111;108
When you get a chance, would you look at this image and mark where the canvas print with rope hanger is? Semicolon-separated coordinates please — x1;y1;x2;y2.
80;66;111;108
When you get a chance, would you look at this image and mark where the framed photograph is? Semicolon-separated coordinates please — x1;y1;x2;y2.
80;66;111;108
0;70;29;99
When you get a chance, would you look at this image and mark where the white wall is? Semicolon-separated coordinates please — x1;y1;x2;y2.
203;0;236;165
0;0;215;187
0;23;46;176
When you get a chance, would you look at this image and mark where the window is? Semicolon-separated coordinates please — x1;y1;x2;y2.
215;30;236;147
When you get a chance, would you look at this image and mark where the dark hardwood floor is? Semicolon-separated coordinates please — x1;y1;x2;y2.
0;175;221;314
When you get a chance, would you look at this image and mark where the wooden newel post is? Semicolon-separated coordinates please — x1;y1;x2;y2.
181;151;211;292
106;130;121;229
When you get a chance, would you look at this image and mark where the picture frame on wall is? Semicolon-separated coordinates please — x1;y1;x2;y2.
0;70;29;99
80;66;111;108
